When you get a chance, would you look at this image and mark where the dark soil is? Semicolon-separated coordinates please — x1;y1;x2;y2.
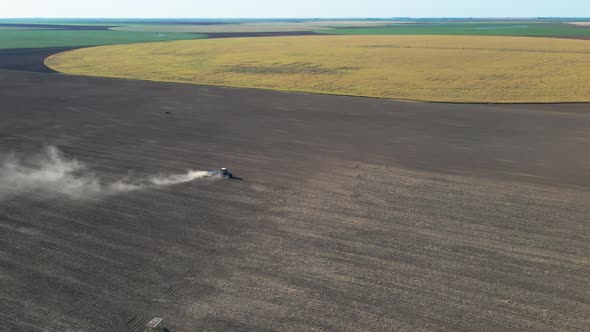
0;47;79;73
0;70;588;331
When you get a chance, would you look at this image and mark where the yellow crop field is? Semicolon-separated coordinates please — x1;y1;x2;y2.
46;35;590;103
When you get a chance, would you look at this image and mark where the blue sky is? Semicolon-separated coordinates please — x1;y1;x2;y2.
3;0;590;18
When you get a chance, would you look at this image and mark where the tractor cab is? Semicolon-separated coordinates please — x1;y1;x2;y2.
220;167;233;178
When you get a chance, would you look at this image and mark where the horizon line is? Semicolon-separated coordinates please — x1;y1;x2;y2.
1;16;590;19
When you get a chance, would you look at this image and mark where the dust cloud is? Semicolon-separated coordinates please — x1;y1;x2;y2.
0;146;218;201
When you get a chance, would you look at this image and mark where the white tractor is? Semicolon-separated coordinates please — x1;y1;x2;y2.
220;167;233;179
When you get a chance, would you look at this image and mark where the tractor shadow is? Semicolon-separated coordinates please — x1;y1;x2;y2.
230;176;244;181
